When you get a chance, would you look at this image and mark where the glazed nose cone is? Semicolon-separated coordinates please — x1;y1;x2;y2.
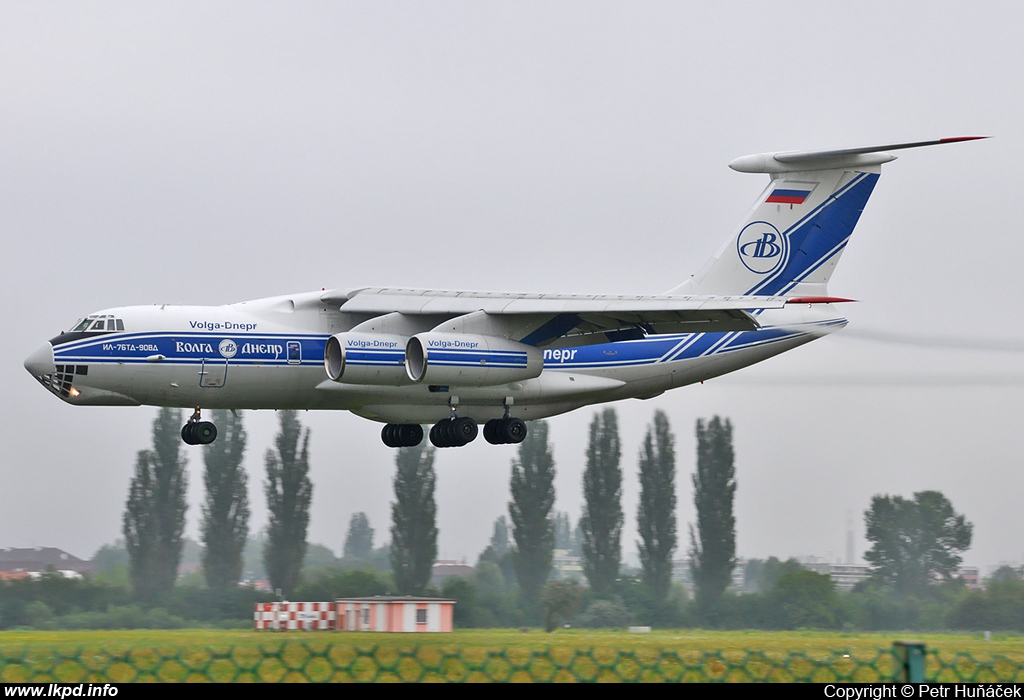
24;343;55;376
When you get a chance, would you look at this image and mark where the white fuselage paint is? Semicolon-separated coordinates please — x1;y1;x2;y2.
33;291;845;425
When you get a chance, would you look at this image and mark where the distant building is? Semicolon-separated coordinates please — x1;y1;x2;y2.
430;560;474;586
552;549;583;581
669;557;744;595
731;557;746;590
671;558;691;593
955;566;981;590
828;563;871;591
0;547;92;579
797;555;831;576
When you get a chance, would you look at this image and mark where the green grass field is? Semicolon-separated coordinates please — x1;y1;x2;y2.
1;629;1022;682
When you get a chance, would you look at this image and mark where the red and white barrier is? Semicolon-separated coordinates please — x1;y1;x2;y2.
254;602;337;630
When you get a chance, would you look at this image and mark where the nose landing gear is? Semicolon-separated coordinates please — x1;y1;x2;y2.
181;407;217;445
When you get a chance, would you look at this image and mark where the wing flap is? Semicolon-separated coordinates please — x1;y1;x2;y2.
330;287;787;315
319;287;783;345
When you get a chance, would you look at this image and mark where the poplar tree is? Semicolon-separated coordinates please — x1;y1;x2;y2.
343;512;374;561
123;408;188;600
200;409;249;589
637;410;677;603
490;515;510;558
390;443;438;594
509;421;556;605
263;411;312;596
580;408;622;595
689;416;736;611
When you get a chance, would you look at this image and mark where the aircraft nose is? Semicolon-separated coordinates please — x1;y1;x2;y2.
24;343;55;376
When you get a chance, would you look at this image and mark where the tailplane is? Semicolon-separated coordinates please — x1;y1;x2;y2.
670;137;985;297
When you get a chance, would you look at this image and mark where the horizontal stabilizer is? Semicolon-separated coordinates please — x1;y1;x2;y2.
730;136;987;174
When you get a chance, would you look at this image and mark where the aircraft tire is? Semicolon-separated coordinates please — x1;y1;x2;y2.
429;422;446;448
483;419;503;444
440;420;457;447
181;423;196;445
452;416;477;446
398;424;423;447
503;418;527;444
196;421;218;445
381;424;399;448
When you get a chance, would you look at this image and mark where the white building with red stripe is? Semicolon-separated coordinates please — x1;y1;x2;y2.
337;596;455;633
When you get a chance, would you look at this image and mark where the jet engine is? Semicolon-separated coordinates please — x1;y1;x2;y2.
405;333;542;386
324;332;411;385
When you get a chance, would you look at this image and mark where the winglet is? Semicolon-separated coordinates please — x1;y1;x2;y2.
730;136;989;174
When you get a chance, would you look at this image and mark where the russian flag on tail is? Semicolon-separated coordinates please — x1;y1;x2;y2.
766;187;813;204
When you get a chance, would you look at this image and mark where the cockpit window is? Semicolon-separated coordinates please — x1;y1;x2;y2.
67;316;124;334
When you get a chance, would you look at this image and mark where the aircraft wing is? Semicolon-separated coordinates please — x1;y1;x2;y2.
320;287;798;346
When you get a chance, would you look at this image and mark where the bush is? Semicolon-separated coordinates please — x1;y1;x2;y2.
949;579;1024;631
574;598;633;629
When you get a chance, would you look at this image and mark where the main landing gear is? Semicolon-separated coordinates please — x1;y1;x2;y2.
381;423;424;448
379;398;529;449
482;417;527;445
427;397;480;448
181;407;217;445
429;416;478;448
482;397;527;445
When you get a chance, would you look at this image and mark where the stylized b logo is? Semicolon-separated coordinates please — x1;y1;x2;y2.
740;232;782;259
737;222;787;274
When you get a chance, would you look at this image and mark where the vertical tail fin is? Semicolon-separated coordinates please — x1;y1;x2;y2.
671;137;985;297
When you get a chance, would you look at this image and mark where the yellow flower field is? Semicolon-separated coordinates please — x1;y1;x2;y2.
1;629;1021;682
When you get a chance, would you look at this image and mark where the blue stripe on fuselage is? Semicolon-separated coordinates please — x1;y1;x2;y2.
49;323;841;373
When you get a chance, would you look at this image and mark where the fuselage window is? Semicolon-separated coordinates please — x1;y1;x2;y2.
115;319;124;331
71;319;93;332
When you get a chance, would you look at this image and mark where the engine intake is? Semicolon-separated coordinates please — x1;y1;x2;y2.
324;333;411;385
405;333;542;386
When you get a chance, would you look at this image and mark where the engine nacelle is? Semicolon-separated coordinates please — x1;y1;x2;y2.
405;333;543;386
324;333;411;385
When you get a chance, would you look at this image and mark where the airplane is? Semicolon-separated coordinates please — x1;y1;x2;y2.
24;137;983;448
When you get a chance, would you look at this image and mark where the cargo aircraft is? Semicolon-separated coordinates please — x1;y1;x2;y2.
24;137;982;448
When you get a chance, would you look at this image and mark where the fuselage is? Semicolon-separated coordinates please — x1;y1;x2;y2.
24;290;846;425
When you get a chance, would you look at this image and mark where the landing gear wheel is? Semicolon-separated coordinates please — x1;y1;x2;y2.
429;421;445;448
452;416;477;446
194;421;217;445
383;424;424;448
483;419;503;445
398;424;423;447
429;417;477;448
503;418;527;444
181;407;218;445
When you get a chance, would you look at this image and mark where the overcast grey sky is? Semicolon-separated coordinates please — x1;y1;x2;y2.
3;2;1022;572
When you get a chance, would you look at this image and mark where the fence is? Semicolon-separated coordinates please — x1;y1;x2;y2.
2;642;1023;682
